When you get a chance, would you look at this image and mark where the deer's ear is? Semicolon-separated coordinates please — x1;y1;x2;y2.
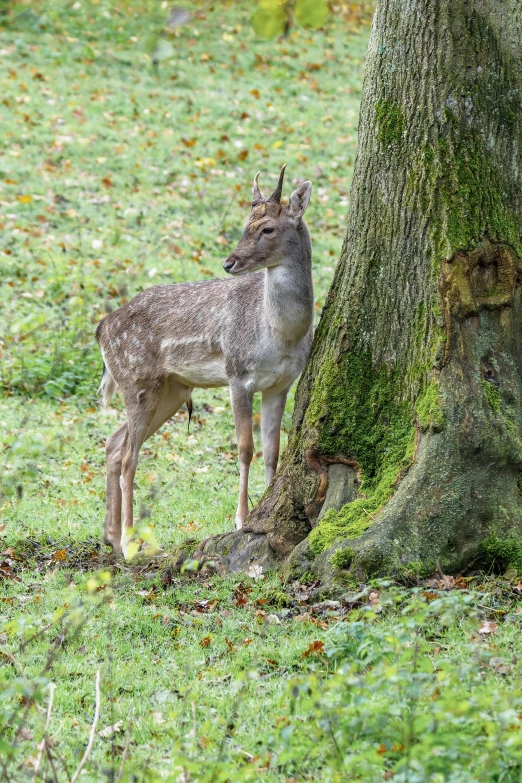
289;181;312;222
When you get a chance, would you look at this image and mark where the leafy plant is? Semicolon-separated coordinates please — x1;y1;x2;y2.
252;0;329;38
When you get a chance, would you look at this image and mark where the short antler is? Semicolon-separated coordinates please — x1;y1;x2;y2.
252;171;263;205
268;163;287;204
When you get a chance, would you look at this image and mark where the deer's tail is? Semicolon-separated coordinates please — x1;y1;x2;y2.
98;362;117;408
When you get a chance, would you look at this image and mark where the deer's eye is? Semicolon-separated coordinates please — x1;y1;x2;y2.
262;227;275;235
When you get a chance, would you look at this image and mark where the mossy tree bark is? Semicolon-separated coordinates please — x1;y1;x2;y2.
200;0;522;580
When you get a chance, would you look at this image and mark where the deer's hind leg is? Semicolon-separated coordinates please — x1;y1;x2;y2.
118;380;191;557
103;422;128;549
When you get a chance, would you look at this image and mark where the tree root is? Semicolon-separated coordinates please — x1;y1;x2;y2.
304;448;361;520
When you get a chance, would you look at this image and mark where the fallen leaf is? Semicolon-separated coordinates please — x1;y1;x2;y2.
194;598;219;612
478;620;498;635
98;720;124;739
225;637;236;653
199;636;211;648
312;600;341;612
302;640;325;658
167;6;191;29
246;562;264;581
233;590;249;608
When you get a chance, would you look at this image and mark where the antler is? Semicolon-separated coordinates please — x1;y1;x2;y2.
252;171;263;205
268;163;287;204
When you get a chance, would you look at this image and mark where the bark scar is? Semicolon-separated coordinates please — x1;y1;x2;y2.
439;241;521;368
304;448;361;519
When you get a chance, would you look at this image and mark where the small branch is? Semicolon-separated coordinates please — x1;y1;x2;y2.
70;669;101;783
217;190;238;234
435;557;452;589
3;649;60;783
32;683;56;782
114;709;133;783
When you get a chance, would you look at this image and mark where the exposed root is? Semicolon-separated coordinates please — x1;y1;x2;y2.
304;448;361;519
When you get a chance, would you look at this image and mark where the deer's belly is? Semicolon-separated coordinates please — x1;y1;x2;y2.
166;356;229;388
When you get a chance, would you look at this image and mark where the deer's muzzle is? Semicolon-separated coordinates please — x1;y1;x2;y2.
223;256;238;273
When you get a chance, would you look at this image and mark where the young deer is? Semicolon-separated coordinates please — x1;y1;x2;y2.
96;165;313;556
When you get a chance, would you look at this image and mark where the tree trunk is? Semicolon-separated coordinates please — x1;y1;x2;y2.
199;0;522;582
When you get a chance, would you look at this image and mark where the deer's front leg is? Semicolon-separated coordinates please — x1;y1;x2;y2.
230;382;254;530
261;387;289;487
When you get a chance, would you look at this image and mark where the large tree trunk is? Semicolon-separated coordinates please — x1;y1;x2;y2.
199;0;522;581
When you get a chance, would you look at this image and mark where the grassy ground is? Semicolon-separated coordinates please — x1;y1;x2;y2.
2;2;522;782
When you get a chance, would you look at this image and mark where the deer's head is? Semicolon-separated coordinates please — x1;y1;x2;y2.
223;165;312;276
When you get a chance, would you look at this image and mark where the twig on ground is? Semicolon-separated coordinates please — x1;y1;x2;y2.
70;669;101;783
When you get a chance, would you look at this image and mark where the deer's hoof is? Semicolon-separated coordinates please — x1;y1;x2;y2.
103;533;121;553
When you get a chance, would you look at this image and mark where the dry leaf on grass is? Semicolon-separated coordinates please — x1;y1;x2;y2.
302;640;325;658
478;620;498;635
98;720;124;738
245;562;264;580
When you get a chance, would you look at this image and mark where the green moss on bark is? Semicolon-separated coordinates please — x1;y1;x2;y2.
477;534;522;572
375;99;405;144
304;350;413;475
418;135;522;258
415;380;444;431
481;380;501;413
329;547;354;569
444;139;520;253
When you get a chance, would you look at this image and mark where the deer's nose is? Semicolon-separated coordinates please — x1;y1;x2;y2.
223;257;236;273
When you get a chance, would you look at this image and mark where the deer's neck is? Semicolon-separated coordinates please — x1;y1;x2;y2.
263;224;313;344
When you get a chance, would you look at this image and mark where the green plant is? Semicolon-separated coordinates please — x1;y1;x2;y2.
252;0;329;39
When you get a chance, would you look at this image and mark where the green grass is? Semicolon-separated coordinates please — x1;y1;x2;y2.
3;2;522;782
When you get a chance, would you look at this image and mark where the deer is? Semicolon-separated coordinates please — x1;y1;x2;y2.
95;165;313;557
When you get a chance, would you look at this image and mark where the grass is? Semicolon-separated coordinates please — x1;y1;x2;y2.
2;2;522;782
